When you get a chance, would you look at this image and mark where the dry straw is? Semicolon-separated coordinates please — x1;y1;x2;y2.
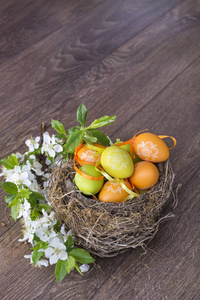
48;159;174;257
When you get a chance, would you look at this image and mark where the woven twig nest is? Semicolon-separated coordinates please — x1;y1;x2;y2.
48;159;174;257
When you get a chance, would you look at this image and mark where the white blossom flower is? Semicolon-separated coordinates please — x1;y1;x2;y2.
5;165;32;187
17;199;31;219
28;178;43;194
35;227;57;242
41;132;63;158
31;160;44;176
42;237;68;265
25;137;40;152
80;264;90;273
19;218;35;244
15;152;25;162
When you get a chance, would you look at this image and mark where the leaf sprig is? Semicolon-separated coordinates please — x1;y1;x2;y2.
52;104;116;155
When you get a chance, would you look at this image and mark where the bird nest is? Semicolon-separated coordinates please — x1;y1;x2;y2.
47;159;175;257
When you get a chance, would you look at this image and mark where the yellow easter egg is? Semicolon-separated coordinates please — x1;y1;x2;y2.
99;179;132;203
133;133;169;162
101;146;134;178
129;161;159;190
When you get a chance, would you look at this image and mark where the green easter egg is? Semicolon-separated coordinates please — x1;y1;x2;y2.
75;165;104;195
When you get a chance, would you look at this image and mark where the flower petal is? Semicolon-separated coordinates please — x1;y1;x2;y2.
45;247;54;258
49;149;55;158
35;136;40;143
57;242;66;251
59;251;68;261
49;254;58;265
80;264;90;273
54;144;63;153
49;237;60;248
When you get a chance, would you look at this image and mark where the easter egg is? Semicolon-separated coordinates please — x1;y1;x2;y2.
99;179;132;203
119;143;141;164
129;161;159;190
100;146;134;178
74;165;104;195
119;143;131;153
77;144;105;166
133;133;169;162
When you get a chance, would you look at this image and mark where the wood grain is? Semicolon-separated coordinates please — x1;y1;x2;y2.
0;0;105;64
0;0;200;299
0;0;182;134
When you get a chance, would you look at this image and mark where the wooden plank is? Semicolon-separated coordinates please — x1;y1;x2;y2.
0;0;182;133
0;0;105;64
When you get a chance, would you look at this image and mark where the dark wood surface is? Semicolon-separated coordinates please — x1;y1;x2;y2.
0;0;199;299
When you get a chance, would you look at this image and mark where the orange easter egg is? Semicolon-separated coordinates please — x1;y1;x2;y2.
99;179;132;203
133;133;169;163
129;161;159;190
78;144;105;166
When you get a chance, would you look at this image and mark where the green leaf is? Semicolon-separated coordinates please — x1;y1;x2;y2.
1;182;18;194
75;262;83;275
20;188;32;199
67;126;80;135
31;241;48;251
5;194;16;203
32;249;44;265
89;115;116;129
11;203;20;221
65;235;74;253
7;194;20;207
53;220;60;232
38;204;52;213
77;104;87;126
84;132;97;143
64;130;84;154
0;158;14;170
86;129;110;146
9;154;18;166
0;154;18;170
55;134;66;140
69;248;95;264
66;255;76;273
33;233;40;245
55;260;68;282
28;193;37;207
51;119;67;136
33;191;45;200
30;208;41;220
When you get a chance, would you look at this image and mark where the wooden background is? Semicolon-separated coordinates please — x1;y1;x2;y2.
0;0;199;299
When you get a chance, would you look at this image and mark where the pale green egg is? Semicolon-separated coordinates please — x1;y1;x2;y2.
74;165;104;195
